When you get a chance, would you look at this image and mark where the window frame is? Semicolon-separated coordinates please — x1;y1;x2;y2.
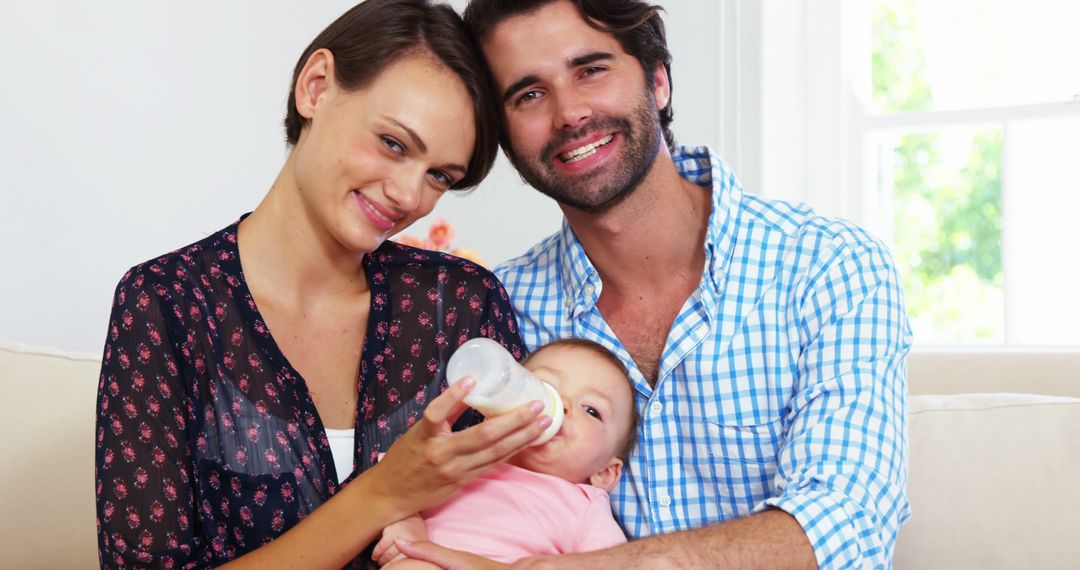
750;0;1080;382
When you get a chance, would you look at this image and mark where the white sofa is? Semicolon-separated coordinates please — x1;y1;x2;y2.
3;343;1079;569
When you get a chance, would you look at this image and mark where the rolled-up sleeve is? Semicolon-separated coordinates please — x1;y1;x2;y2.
765;239;911;569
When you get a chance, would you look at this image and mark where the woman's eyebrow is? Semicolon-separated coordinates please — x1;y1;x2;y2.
384;116;428;153
383;116;467;174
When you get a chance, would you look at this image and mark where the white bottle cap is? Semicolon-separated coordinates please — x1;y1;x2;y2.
534;381;564;446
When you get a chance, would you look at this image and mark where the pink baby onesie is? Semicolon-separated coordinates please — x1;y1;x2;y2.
421;463;627;562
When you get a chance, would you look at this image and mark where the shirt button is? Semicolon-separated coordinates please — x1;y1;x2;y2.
658;494;672;507
584;284;595;296
650;402;663;416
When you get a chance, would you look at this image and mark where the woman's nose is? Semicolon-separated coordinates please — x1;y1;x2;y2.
382;171;423;213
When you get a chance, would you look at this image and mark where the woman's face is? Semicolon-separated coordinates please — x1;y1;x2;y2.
292;51;476;253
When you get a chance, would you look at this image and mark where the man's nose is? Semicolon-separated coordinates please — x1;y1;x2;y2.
553;89;591;131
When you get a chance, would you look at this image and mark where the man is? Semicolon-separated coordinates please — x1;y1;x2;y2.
401;1;911;567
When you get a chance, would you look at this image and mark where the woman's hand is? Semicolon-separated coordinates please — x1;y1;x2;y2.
366;377;552;519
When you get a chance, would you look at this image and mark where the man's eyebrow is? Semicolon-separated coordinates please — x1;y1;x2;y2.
569;51;614;68
383;116;466;175
501;51;616;104
502;74;541;104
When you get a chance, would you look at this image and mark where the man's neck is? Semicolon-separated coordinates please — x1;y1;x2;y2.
562;150;711;297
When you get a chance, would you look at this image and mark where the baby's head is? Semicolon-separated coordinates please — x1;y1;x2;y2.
508;338;637;492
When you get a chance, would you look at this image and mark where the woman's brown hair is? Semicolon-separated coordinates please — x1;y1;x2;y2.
284;0;500;190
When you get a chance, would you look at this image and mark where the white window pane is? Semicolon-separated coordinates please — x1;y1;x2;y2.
1004;115;1080;346
871;0;1080;113
872;125;1005;346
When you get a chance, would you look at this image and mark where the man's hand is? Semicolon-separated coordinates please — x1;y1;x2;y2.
394;539;510;570
394;540;612;570
394;509;815;570
373;515;428;567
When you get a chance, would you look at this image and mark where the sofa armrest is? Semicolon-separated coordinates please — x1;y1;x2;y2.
0;345;100;568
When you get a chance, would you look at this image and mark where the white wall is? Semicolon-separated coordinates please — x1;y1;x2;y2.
0;0;754;354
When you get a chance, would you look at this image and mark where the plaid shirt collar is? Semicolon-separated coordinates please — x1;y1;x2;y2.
554;145;744;315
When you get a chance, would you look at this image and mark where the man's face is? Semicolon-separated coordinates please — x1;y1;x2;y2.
481;0;667;213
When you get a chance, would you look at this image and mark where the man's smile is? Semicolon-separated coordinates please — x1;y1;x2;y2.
558;134;616;164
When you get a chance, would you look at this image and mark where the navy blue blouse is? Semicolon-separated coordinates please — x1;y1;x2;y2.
95;220;525;568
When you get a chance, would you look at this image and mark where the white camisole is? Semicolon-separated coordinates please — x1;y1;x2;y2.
324;427;356;483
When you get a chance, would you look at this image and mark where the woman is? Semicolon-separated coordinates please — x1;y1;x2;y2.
94;1;550;567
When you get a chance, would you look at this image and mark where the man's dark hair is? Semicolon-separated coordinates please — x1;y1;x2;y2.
284;0;499;190
463;0;675;153
524;337;639;461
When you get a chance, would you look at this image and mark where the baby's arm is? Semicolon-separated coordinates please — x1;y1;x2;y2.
373;514;428;567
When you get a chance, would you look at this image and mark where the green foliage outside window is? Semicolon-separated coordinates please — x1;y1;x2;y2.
872;0;1004;343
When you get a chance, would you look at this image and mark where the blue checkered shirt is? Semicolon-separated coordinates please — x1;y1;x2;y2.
494;146;912;568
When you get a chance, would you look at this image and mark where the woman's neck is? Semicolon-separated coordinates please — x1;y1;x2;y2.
238;163;370;309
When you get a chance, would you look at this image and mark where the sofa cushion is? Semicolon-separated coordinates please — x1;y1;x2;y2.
896;393;1080;569
0;344;100;568
5;341;1079;568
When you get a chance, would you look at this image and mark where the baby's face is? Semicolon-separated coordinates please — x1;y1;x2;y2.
509;345;634;487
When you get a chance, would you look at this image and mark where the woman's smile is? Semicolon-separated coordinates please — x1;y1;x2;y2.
353;190;399;233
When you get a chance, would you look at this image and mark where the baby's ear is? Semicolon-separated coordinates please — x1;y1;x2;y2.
588;457;623;492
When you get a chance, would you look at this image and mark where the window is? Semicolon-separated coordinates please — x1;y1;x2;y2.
774;0;1080;348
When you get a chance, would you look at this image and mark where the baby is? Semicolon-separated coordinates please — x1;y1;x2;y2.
373;338;638;567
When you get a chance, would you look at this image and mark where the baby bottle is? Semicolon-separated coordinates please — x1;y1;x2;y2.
446;337;564;445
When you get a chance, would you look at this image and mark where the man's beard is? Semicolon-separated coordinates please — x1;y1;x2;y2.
507;85;663;214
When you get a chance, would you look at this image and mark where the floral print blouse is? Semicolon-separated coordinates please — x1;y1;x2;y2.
95;220;525;568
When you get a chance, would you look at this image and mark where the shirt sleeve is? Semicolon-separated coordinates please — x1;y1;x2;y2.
764;239;912;569
95;270;210;568
572;493;628;553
